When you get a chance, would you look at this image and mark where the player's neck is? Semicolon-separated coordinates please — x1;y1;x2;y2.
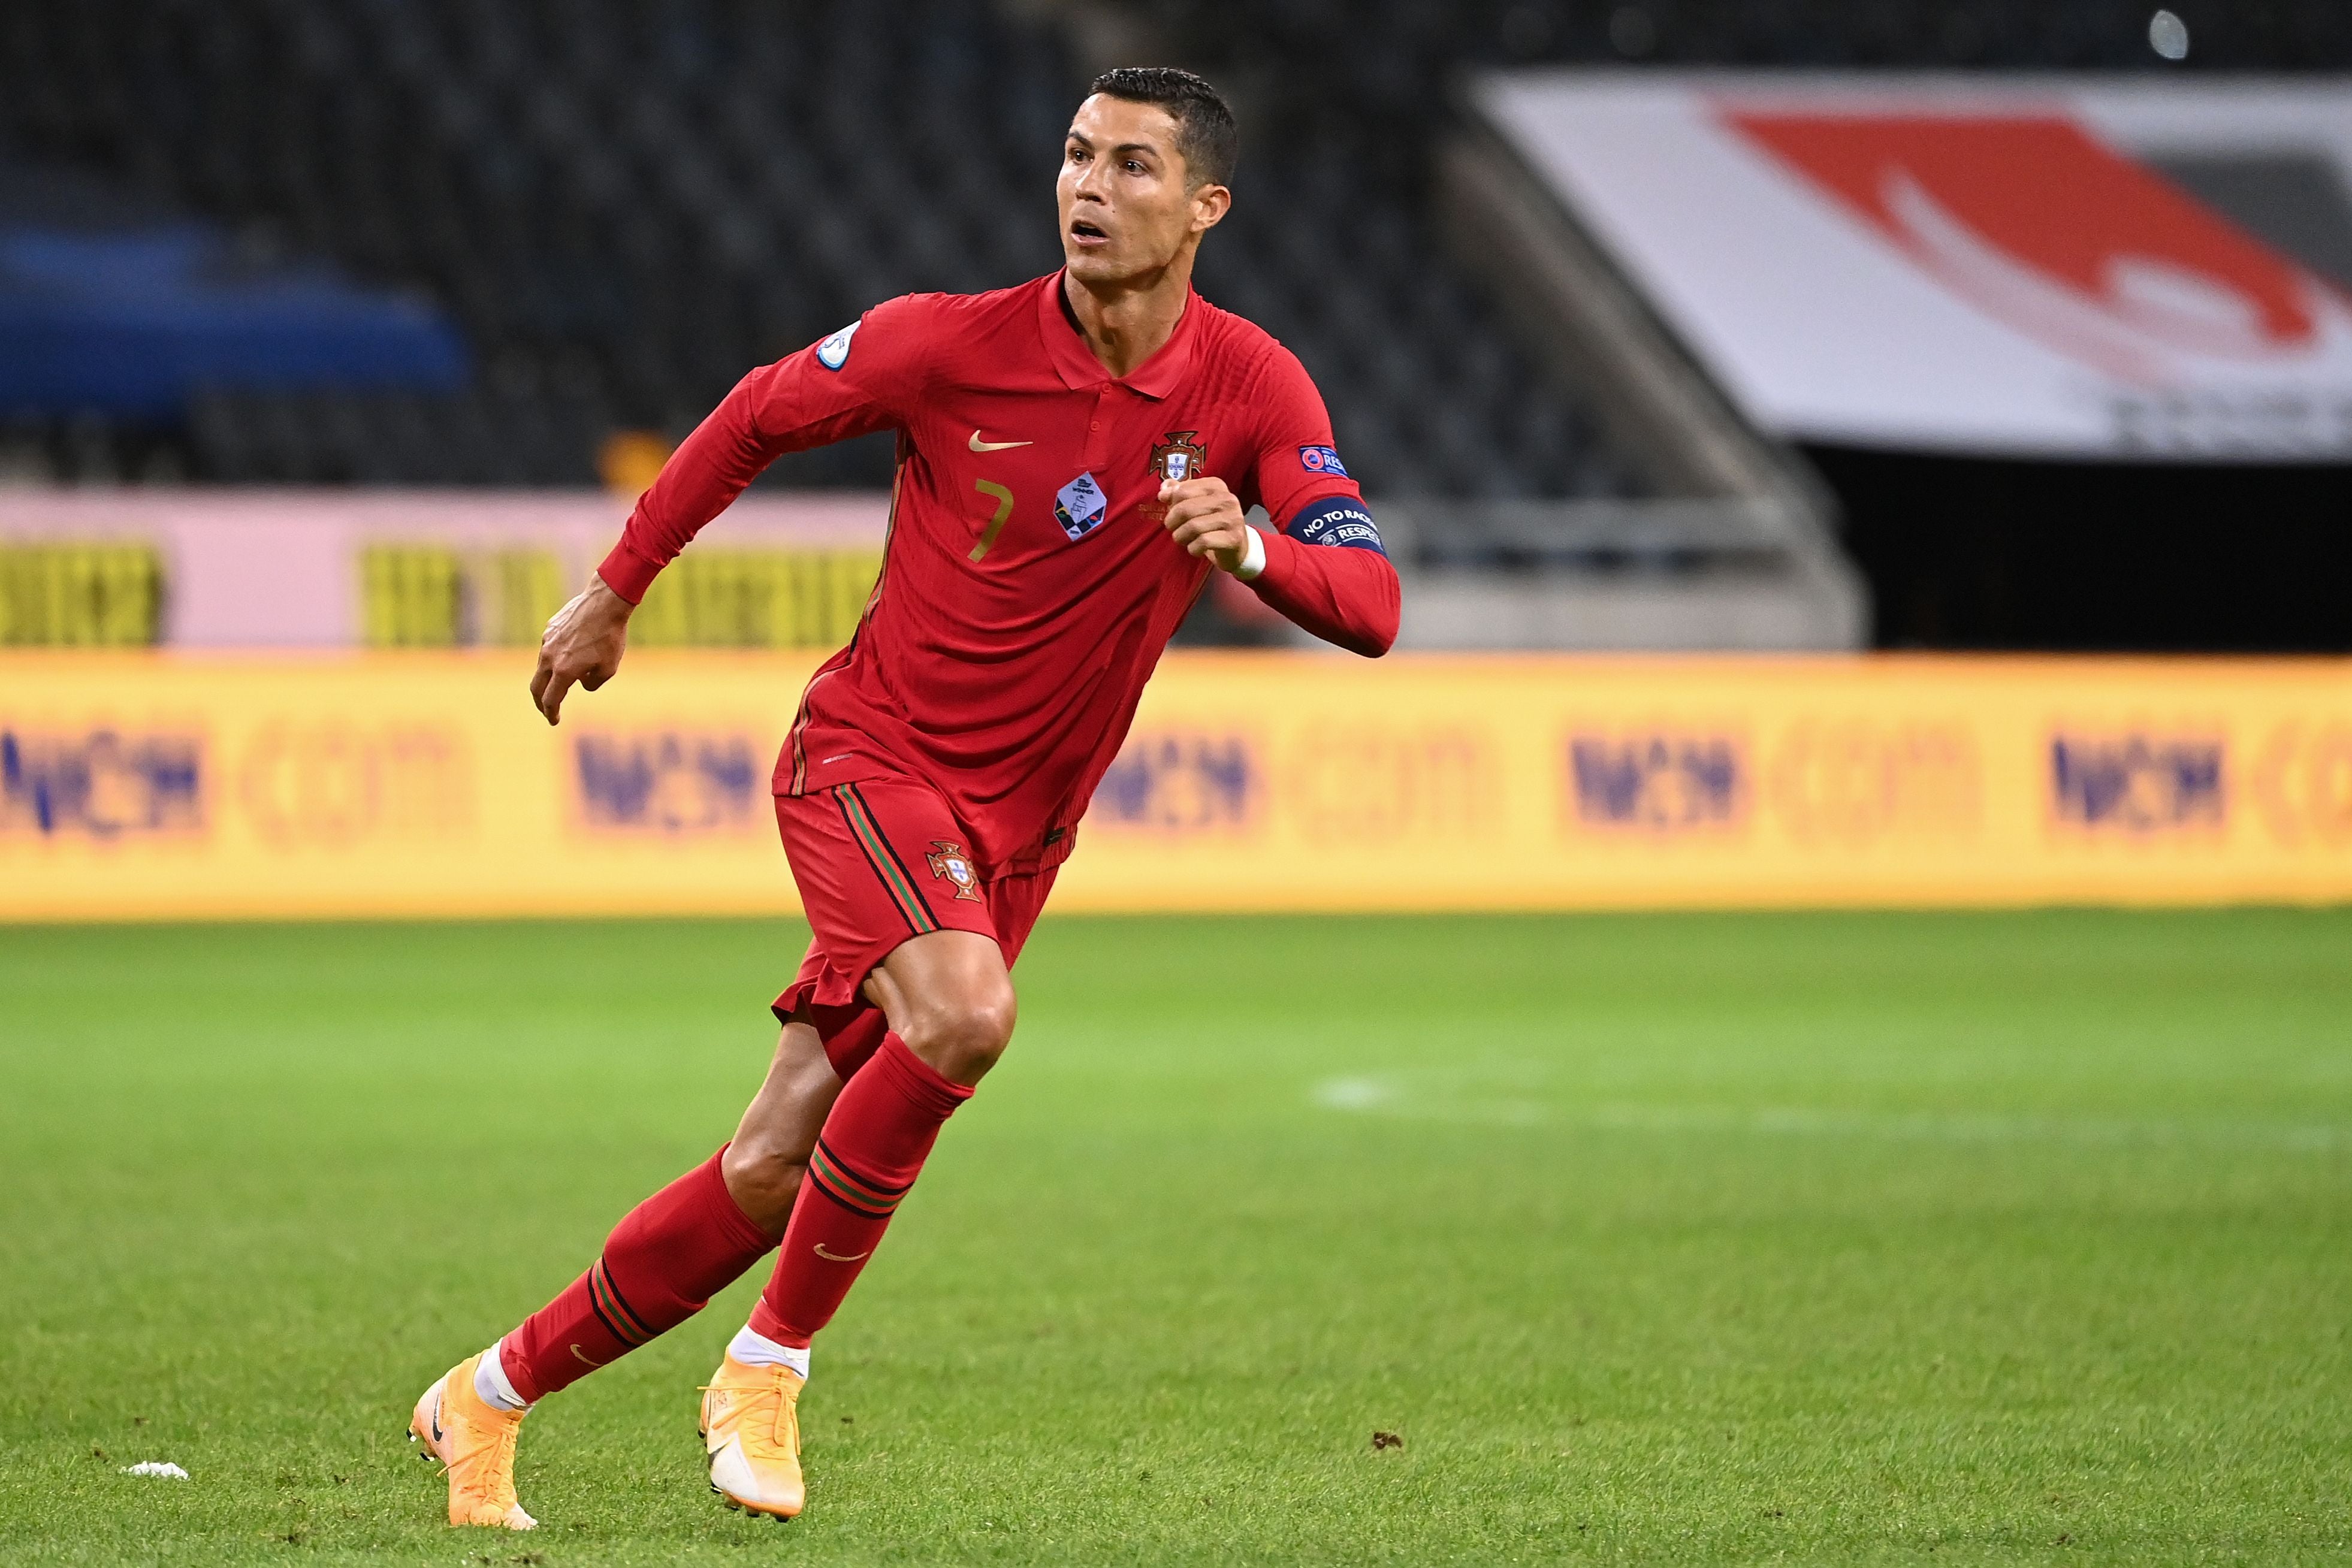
1062;261;1193;380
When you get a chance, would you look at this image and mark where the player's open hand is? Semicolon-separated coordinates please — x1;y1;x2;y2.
1158;476;1252;575
530;573;632;726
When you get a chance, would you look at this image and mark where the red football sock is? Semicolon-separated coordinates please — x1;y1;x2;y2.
502;1145;778;1403
749;1032;972;1348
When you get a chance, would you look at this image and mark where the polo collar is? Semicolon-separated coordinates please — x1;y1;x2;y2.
1036;270;1201;400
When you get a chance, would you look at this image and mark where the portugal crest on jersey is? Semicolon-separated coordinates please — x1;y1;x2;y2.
1149;431;1207;485
925;840;983;902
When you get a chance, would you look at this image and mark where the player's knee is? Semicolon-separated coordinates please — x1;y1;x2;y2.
904;975;1018;1084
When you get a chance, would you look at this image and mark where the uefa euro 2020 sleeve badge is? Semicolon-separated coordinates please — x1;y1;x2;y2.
1150;431;1207;485
925;841;985;902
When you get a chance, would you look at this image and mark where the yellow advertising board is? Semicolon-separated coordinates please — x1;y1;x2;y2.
4;651;2350;920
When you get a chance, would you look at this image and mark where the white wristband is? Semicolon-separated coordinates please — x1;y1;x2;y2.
1236;526;1267;581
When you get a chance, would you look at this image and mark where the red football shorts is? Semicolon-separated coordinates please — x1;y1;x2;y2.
771;775;1055;1079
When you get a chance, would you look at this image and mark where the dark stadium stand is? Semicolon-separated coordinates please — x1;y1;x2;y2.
1152;0;2352;652
0;0;1638;500
7;0;2347;648
1152;0;2352;303
14;2;2334;495
1162;0;2352;87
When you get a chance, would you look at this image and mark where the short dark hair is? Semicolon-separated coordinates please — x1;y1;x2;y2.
1086;67;1238;189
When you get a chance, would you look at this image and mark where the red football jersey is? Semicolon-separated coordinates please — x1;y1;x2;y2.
600;271;1400;876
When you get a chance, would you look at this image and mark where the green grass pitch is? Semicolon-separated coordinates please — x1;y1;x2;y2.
2;910;2349;1565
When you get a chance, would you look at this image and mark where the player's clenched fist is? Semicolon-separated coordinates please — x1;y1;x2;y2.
1157;475;1254;575
530;573;633;726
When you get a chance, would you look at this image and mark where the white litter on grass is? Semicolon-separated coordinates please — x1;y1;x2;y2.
121;1461;189;1479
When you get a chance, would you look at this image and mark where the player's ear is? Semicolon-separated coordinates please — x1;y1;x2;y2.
1188;182;1231;235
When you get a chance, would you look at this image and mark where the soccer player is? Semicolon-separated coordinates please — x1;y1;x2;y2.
409;66;1398;1528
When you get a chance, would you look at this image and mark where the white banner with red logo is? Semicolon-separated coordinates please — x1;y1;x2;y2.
1477;72;2352;458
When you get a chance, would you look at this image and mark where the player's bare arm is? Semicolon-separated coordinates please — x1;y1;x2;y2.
529;573;631;726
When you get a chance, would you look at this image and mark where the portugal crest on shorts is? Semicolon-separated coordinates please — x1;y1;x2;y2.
925;840;983;902
1149;431;1207;486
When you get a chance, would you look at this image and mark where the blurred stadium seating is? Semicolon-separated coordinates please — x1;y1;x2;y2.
5;1;2349;648
0;0;1636;501
1160;0;2352;81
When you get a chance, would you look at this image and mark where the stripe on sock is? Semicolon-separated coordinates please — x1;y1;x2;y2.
805;1135;910;1219
587;1258;657;1348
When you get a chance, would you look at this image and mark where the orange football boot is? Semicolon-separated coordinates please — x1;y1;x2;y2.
700;1352;806;1519
409;1353;537;1530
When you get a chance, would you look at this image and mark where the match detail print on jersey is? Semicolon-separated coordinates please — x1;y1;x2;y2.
1053;472;1109;541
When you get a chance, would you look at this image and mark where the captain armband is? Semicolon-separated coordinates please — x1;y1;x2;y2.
1281;496;1387;558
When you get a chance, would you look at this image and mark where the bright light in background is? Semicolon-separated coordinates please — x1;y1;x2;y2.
2150;10;2190;60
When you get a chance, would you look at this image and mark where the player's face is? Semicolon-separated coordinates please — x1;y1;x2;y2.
1058;95;1229;285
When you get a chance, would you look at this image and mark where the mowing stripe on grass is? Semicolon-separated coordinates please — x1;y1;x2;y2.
1312;1075;2352;1150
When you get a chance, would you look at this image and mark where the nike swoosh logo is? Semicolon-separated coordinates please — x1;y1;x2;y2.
969;430;1032;452
813;1243;869;1262
569;1343;605;1368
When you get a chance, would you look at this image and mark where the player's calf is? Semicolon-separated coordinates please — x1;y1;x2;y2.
721;1021;846;1231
